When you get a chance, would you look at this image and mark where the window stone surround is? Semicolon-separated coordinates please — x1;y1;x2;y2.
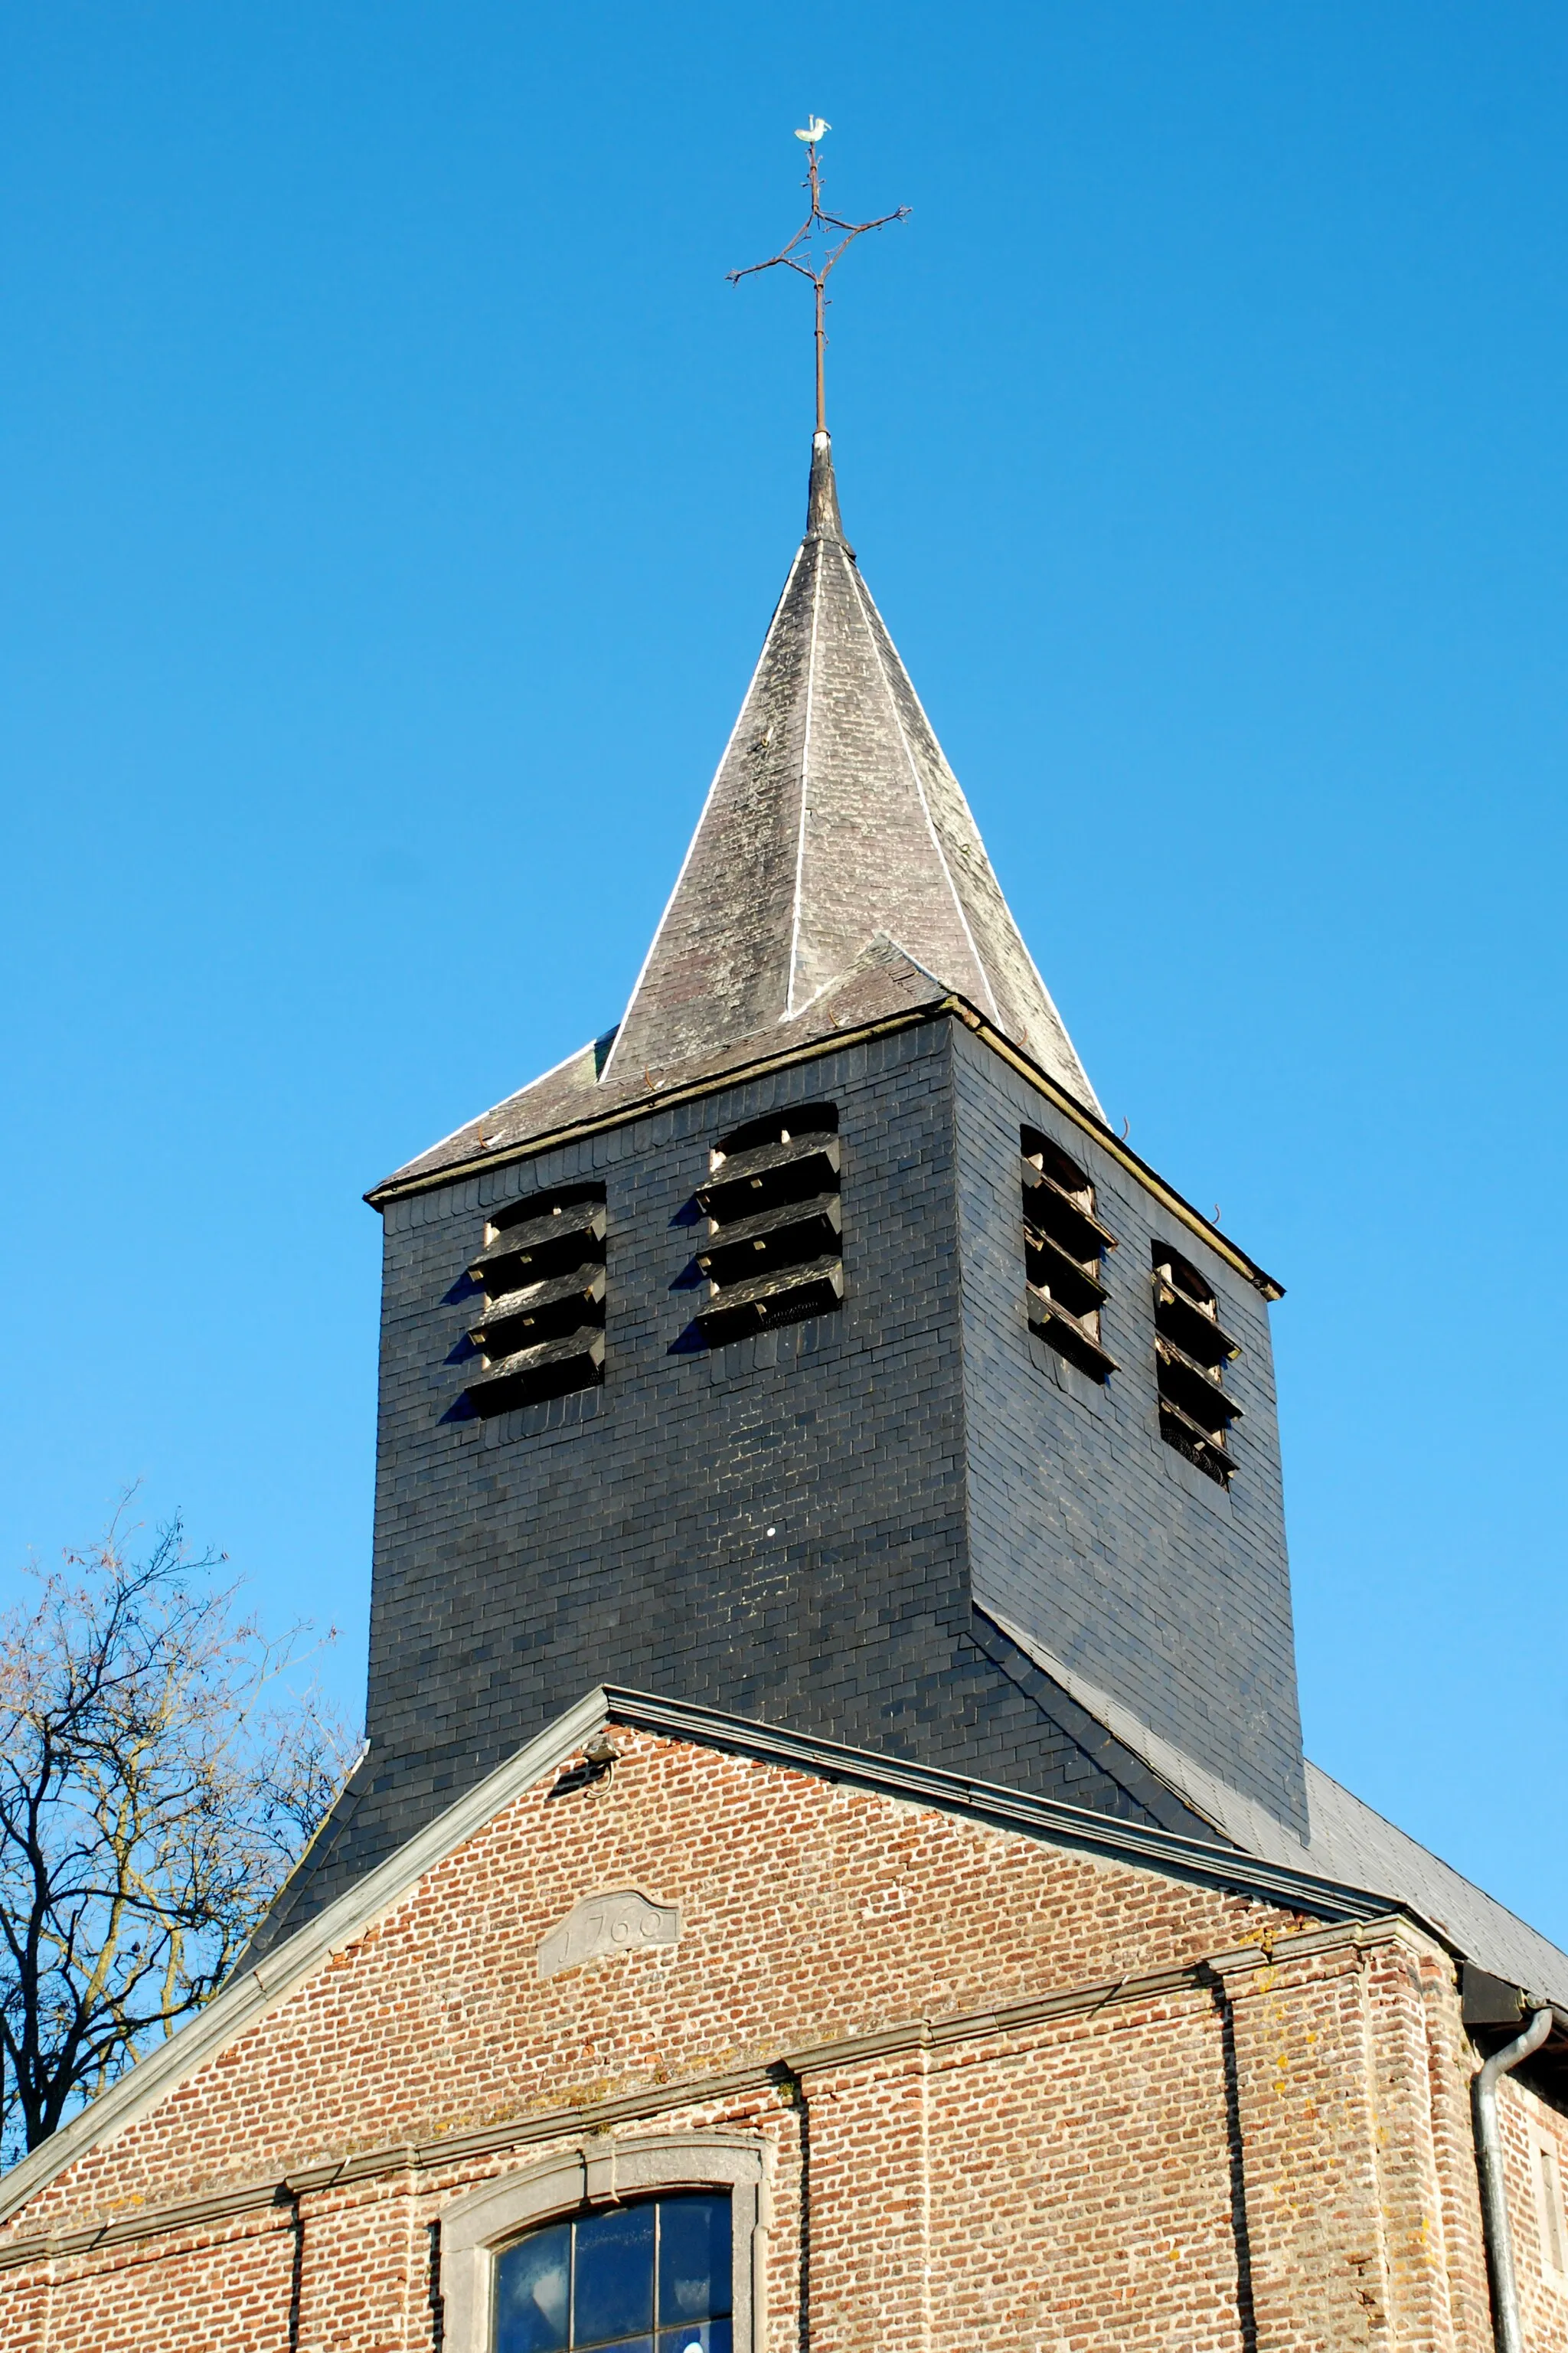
439;2130;769;2353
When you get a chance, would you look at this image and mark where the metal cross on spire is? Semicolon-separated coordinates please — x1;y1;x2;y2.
728;120;910;436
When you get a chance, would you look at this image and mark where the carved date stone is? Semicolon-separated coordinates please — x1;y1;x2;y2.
537;1889;680;1979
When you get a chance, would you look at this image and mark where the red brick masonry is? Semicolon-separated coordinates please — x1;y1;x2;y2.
2;1724;1563;2353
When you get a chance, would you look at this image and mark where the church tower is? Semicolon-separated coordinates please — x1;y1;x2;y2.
12;150;1566;2353
260;425;1306;1947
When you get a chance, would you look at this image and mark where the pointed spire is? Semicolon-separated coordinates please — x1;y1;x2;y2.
604;439;1101;1116
806;429;849;548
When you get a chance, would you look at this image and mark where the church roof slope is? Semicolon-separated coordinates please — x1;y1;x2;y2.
984;1604;1568;2011
1299;1765;1568;2012
374;936;952;1194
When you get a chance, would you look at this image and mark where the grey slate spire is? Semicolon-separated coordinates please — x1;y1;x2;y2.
602;432;1101;1116
378;429;1102;1194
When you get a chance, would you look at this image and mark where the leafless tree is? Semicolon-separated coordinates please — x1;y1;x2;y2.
0;1508;359;2164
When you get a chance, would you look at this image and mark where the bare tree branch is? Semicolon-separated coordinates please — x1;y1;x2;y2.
0;1504;359;2164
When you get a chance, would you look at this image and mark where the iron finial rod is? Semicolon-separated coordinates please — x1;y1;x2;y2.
728;122;909;437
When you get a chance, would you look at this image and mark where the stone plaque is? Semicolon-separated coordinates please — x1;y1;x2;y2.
537;1889;680;1979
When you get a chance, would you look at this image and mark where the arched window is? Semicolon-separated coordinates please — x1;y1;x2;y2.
495;2191;731;2352
438;2133;766;2353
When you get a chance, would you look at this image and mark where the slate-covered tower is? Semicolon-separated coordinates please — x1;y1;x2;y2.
265;431;1308;1943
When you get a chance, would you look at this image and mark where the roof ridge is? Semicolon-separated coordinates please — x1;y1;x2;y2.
600;538;808;1088
843;545;1003;1026
982;1606;1568;2007
783;534;826;1018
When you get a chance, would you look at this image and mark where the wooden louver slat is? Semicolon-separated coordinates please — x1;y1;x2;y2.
469;1266;608;1356
464;1326;606;1414
467;1201;607;1288
1026;1284;1117;1381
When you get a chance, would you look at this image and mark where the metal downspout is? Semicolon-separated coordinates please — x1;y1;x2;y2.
1474;2005;1554;2353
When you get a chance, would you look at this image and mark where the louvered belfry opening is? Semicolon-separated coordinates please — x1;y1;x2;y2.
463;1183;608;1416
1021;1126;1117;1381
692;1105;844;1348
1152;1240;1242;1485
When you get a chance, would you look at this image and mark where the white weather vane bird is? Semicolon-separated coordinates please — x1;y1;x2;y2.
795;116;830;143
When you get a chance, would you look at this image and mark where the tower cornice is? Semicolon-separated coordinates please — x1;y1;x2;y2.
365;993;1282;1302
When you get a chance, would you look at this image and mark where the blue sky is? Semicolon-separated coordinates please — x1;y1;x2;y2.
3;5;1564;1941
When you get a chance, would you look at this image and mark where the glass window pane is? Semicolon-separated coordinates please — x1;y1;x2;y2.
495;2222;571;2353
657;2195;732;2324
573;2204;656;2347
658;2324;731;2353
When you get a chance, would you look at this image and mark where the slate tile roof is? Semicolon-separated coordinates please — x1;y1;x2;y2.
987;1606;1568;2008
379;433;1098;1193
377;934;952;1193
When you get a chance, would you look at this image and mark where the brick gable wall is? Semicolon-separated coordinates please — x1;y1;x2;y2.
2;1723;1546;2353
